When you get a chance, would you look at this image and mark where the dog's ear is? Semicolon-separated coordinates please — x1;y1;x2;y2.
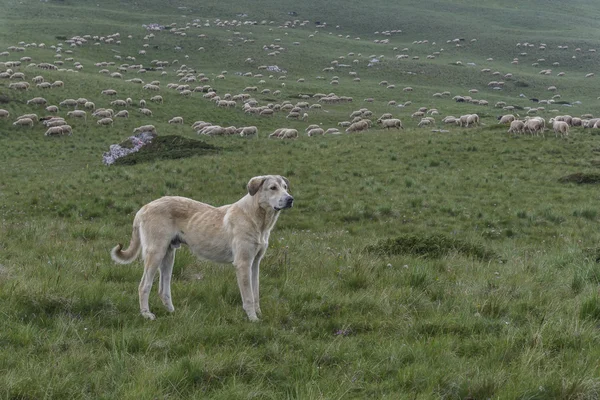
281;176;290;191
247;176;266;196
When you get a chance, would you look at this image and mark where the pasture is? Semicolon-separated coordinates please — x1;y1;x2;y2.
2;0;600;398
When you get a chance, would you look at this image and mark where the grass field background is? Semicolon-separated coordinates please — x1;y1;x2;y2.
2;0;600;398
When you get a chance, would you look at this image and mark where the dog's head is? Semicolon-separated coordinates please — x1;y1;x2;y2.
247;175;293;211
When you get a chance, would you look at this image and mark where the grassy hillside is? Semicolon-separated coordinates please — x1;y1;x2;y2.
2;0;600;398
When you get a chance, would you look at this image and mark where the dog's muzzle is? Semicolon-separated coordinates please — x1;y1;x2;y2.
275;196;294;211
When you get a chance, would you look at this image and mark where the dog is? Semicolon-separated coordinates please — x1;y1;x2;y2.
111;175;293;321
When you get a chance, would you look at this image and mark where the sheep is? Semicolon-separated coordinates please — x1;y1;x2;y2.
466;114;480;127
305;124;320;132
27;97;48;106
84;101;96;110
9;82;29;90
139;108;153;116
60;125;72;135
168;116;184;124
133;125;156;134
150;95;163;103
67;110;87;120
377;113;393;122
498;114;515;124
239;126;258;137
418;119;432;128
307;128;325;136
346;120;370;133
524;117;545;136
44;126;65;136
44;118;66;128
115;110;129;118
551;119;570;137
324;128;340;135
281;129;298;139
111;99;128;107
97;118;114;126
13;118;34;127
380;118;403;130
508;120;524;134
36;82;52;89
139;99;147;108
260;109;274;116
93;110;113;119
59;99;77;107
17;113;38;121
51;80;64;88
0;109;9;118
286;112;300;120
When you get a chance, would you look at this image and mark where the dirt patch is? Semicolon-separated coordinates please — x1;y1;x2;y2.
364;233;499;261
558;173;600;184
113;135;220;165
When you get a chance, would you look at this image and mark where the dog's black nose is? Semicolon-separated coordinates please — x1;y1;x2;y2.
286;196;294;207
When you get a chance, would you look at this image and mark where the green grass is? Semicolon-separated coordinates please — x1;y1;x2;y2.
2;0;600;398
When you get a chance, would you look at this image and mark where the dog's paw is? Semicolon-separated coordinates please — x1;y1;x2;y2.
141;311;156;320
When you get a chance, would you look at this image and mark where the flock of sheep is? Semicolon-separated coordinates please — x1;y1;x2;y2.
1;12;599;143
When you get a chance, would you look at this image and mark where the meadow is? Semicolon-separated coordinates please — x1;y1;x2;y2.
2;0;600;398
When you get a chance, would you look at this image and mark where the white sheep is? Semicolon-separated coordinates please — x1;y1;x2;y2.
551;119;570;137
44;126;64;136
168;116;184;124
307;128;325;136
380;118;403;130
97;118;114;126
498;114;515;124
67;110;87;120
27;97;47;106
13;118;34;127
239;126;258;137
101;89;117;96
508;119;525;133
115;110;129;118
139;108;153;116
0;109;9;118
133;125;156;134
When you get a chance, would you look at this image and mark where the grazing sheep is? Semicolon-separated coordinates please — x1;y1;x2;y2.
524;117;545;136
0;109;9;118
27;97;47;106
115;110;129;118
286;112;300;120
111;99;128;107
260;109;274;116
324;128;340;135
498;114;515;124
17;113;38;121
239;126;258;137
168;116;184;124
97;118;114;126
508;120;525;134
84;101;96;110
346;120;370;133
67;110;87;120
418;119;432;128
13;118;34;127
101;89;118;96
466;114;480;127
150;95;163;103
307;128;325;136
133;125;156;134
51;81;64;88
139;108;153;116
44;126;65;136
60;125;72;135
381;118;403;130
281;129;298;139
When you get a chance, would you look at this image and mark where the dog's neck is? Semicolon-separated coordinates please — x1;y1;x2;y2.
240;194;280;234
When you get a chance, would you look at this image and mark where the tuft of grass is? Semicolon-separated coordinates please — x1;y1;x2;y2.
364;233;499;261
559;172;600;184
112;135;220;165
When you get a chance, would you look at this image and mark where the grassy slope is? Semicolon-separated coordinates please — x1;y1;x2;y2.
2;0;600;398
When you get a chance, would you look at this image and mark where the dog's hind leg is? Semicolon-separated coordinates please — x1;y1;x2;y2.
158;247;176;313
139;249;164;320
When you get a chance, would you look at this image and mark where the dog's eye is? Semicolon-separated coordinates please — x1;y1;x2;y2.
270;186;277;190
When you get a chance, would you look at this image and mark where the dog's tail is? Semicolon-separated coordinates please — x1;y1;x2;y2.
111;217;141;264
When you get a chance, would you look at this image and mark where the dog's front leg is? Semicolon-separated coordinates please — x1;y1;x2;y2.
234;259;258;321
251;251;264;317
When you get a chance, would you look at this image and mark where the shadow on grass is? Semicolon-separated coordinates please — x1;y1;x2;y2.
364;233;499;261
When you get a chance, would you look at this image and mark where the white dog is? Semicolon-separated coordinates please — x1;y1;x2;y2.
111;175;293;321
